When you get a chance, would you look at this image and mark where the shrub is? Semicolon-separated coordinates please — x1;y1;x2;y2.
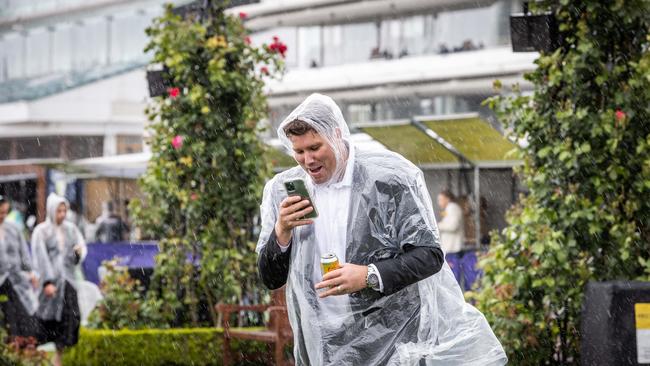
130;0;285;327
64;328;271;366
86;259;167;330
473;1;650;364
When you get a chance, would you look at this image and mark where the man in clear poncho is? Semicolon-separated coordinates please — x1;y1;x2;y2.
257;93;507;365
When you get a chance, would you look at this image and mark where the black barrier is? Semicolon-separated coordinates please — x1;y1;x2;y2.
581;281;650;365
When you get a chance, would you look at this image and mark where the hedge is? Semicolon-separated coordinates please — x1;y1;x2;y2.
64;328;273;366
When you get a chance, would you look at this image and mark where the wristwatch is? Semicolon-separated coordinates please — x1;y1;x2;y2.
366;265;381;291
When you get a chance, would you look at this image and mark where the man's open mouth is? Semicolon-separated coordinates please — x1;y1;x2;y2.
308;166;323;174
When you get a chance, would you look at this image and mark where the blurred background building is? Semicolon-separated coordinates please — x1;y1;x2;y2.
0;0;534;246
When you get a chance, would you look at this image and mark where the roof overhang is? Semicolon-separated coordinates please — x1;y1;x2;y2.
266;47;537;107
231;0;499;31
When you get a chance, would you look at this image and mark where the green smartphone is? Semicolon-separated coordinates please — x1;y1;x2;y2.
283;179;318;219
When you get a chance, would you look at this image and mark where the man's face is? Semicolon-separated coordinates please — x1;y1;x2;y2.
0;203;9;224
55;203;67;225
289;131;337;184
437;194;449;210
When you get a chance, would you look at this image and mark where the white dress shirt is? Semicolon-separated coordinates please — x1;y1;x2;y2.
278;147;384;325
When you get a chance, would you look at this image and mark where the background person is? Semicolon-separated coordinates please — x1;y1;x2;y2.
94;201;129;243
436;189;465;284
31;193;87;366
0;195;39;340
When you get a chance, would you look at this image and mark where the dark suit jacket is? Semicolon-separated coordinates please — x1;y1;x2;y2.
258;229;444;295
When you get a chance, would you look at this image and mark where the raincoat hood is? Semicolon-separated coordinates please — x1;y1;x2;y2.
46;193;68;225
277;93;351;185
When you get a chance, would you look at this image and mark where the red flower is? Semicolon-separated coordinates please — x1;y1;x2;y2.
268;37;287;58
615;109;626;121
239;12;247;19
168;87;180;98
244;36;251;45
261;66;269;75
171;135;184;150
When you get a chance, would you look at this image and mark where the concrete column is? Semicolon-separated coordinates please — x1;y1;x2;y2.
103;133;117;156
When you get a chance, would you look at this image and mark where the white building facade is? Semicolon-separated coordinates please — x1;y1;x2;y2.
0;0;535;233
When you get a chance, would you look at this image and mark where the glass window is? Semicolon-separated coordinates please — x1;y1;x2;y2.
340;22;377;64
52;23;73;73
322;25;342;66
297;26;321;68
347;103;373;124
111;12;153;65
25;27;50;77
68;18;107;71
2;33;24;79
432;3;503;52
401;16;426;57
379;19;400;59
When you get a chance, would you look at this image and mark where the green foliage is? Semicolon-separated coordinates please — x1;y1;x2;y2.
64;328;270;366
86;259;167;329
129;1;285;326
473;1;650;364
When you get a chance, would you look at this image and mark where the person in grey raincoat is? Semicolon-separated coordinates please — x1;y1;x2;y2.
257;93;507;365
31;193;86;366
0;195;39;339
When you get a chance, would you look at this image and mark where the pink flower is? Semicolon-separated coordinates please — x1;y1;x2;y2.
190;192;198;201
244;36;251;45
171;135;184;150
239;12;247;19
261;66;269;75
168;87;180;98
615;109;626;121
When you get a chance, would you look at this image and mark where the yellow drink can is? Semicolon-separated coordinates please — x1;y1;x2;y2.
320;253;340;275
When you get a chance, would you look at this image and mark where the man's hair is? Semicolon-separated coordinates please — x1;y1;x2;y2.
439;189;456;201
0;195;8;207
283;119;317;137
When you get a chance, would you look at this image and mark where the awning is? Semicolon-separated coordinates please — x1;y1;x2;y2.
358;114;520;169
70;144;297;179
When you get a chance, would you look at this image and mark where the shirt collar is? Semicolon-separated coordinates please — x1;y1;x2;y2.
330;143;355;189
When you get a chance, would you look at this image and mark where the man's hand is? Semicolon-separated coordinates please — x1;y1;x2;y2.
73;244;82;256
315;264;368;298
29;272;38;289
44;284;57;298
274;195;314;245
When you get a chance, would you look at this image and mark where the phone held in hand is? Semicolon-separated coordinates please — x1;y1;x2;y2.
283;179;318;219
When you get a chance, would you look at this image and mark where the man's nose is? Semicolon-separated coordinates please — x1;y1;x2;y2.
304;152;316;165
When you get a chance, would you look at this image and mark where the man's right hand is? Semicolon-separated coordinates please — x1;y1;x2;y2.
275;195;314;245
44;284;57;298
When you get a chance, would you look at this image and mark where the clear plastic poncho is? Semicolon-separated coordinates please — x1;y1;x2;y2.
31;193;88;321
258;93;507;365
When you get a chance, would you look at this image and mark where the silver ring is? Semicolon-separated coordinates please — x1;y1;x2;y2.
337;285;343;293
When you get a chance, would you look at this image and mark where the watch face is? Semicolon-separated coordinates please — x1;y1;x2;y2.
368;274;379;287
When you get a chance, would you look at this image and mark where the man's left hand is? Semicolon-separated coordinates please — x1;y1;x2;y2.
315;264;367;298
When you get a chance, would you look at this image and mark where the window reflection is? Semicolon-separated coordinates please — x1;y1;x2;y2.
250;0;509;69
0;8;155;83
